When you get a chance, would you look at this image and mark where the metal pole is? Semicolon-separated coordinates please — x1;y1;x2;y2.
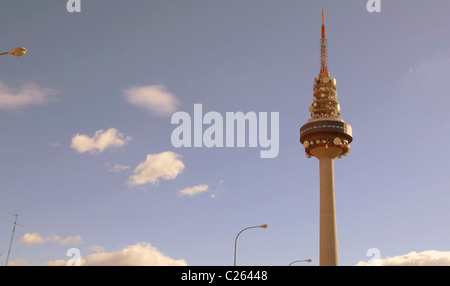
5;214;19;266
234;224;267;266
288;259;312;266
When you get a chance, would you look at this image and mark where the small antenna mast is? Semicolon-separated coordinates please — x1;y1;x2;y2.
5;213;23;266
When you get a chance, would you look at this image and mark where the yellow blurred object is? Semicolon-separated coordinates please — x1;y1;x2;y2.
8;47;27;57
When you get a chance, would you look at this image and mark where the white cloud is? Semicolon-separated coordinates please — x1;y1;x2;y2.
356;250;450;266
0;81;58;110
20;233;45;246
50;142;63;148
71;128;132;154
106;162;130;173
45;259;69;266
406;57;450;84
8;259;29;266
210;179;225;199
179;184;209;197
57;235;83;245
123;83;180;117
20;233;82;247
87;245;104;253
127;151;185;186
179;180;225;198
45;242;187;266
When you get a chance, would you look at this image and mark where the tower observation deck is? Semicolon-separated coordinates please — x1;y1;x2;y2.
299;10;353;266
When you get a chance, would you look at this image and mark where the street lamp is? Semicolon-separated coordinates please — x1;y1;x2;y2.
288;259;312;266
234;224;268;266
0;47;27;57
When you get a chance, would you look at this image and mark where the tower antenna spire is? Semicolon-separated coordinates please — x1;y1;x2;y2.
320;9;328;78
322;9;325;38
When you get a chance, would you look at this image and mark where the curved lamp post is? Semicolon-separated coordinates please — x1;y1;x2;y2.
288;259;312;266
234;224;268;266
0;47;27;57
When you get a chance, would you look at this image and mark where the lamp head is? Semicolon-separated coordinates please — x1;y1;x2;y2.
8;47;27;57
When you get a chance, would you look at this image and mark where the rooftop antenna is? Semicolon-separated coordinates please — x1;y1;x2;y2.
5;213;23;266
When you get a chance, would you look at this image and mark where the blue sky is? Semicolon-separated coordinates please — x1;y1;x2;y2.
1;0;450;266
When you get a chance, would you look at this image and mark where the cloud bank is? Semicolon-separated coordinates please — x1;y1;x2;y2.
356;250;450;266
46;242;187;266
